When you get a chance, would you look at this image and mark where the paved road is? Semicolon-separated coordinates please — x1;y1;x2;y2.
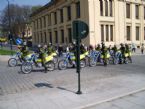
84;90;145;109
0;55;144;95
0;54;145;109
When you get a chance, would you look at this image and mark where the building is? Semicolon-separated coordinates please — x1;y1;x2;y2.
30;0;145;47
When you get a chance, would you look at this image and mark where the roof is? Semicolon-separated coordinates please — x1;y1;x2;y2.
30;0;56;17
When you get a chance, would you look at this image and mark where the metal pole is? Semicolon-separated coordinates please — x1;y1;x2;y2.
76;22;82;95
6;0;13;55
76;39;82;94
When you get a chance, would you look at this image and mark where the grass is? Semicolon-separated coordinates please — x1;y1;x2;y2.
0;48;16;55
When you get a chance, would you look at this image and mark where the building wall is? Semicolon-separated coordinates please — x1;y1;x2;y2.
31;0;145;46
31;0;89;46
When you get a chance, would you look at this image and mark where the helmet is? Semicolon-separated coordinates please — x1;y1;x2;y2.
48;43;52;46
38;44;41;48
23;42;27;46
43;44;47;48
17;45;22;49
97;44;100;47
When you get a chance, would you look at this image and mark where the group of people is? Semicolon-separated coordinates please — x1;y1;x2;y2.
18;42;56;72
17;41;137;71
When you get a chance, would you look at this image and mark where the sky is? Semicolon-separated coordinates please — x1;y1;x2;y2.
0;0;50;11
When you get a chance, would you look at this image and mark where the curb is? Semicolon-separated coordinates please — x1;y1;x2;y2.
76;87;145;109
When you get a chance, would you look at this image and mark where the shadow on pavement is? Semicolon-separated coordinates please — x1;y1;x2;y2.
57;86;76;93
34;83;75;93
34;83;54;88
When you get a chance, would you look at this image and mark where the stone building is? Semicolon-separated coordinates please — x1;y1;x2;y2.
30;0;145;46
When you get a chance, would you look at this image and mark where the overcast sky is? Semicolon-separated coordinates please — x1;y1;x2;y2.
0;0;50;11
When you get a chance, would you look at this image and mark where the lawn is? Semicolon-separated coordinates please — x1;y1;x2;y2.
0;48;16;55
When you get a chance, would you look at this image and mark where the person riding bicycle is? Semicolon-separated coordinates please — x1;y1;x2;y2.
20;42;29;61
108;45;112;53
80;44;86;54
47;43;55;55
37;44;47;73
120;43;126;64
125;44;132;63
101;42;108;66
125;44;130;54
95;44;101;51
112;45;118;56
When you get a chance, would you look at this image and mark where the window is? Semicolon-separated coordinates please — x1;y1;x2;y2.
33;22;35;30
37;33;39;43
61;30;64;43
44;32;47;43
44;17;46;28
126;3;130;18
33;33;36;42
135;5;139;19
136;26;140;41
60;9;63;23
49;32;52;43
48;15;51;26
68;28;72;43
40;18;42;28
67;6;71;21
144;7;145;20
41;33;43;43
144;27;145;40
127;26;131;41
110;25;113;41
54;12;57;24
109;0;113;16
55;31;58;43
105;0;108;16
37;19;39;29
101;25;104;41
106;25;109;41
76;1;80;18
100;0;103;16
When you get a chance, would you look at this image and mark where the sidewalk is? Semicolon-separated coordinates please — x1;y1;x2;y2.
84;90;145;109
0;55;10;62
0;72;145;109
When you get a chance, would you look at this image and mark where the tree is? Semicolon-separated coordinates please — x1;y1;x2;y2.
31;5;42;13
0;4;32;36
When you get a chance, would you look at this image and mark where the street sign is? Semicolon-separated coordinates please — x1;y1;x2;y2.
16;38;23;45
72;20;89;95
73;20;89;40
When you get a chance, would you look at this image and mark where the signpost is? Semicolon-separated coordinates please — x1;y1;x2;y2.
72;20;89;94
16;38;23;45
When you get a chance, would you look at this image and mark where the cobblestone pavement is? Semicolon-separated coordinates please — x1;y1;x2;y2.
0;54;145;109
84;90;145;109
0;54;144;95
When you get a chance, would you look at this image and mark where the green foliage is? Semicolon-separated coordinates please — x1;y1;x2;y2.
0;48;16;55
31;5;42;13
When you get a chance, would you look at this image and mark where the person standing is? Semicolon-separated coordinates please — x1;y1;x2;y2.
131;43;136;53
141;43;144;54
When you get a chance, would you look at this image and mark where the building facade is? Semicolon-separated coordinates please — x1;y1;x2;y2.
30;0;145;46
